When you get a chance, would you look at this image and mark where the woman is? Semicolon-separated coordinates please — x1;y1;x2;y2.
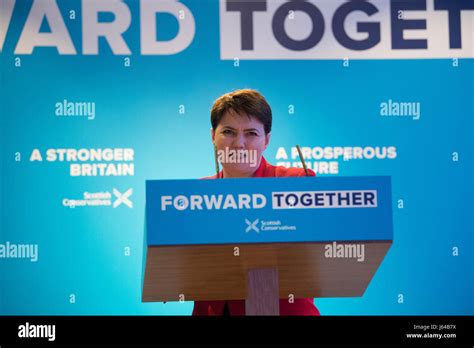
192;89;320;316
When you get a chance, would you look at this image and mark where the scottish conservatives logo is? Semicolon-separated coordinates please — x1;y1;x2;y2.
245;218;260;233
244;218;297;233
63;188;133;208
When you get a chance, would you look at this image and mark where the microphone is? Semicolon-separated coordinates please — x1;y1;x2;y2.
214;145;220;179
296;145;310;176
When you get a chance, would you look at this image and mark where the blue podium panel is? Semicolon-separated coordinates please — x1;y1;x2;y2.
146;176;393;246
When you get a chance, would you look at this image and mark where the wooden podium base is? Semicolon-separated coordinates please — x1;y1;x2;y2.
245;268;280;315
142;242;392;303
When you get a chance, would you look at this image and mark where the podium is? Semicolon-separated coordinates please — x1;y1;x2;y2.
142;176;393;315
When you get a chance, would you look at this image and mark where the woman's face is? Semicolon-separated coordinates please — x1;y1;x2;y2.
211;110;271;178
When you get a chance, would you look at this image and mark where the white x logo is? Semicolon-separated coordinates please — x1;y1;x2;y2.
113;188;133;208
245;218;259;233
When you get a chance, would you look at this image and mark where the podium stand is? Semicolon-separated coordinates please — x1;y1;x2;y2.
142;176;393;315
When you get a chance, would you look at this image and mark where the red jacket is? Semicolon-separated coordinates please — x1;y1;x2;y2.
192;156;320;316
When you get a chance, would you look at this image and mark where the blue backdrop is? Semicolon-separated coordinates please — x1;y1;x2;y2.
1;0;472;315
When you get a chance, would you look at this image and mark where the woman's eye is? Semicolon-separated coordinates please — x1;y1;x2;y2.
247;132;258;136
223;129;234;135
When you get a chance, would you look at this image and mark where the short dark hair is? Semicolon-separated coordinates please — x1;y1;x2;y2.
210;89;272;134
